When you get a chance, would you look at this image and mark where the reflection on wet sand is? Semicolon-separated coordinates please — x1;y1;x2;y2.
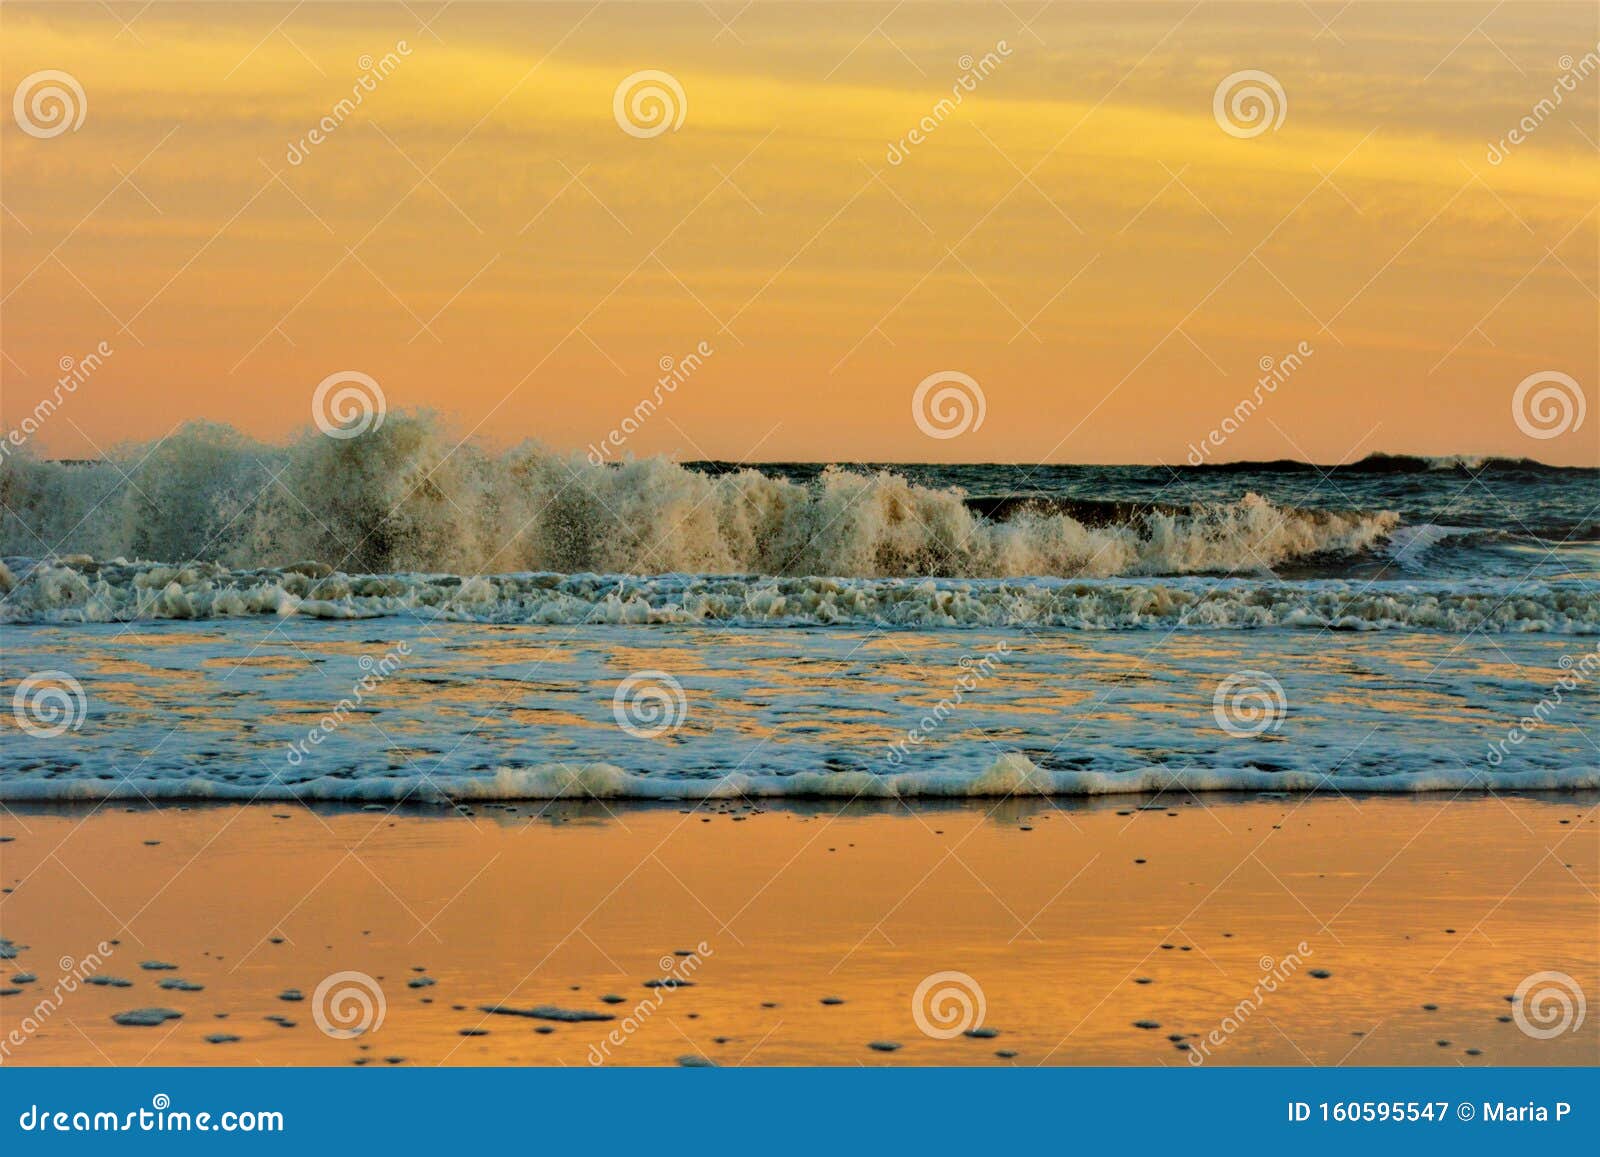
2;794;1594;1066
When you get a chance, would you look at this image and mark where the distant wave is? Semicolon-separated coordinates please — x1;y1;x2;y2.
3;559;1595;632
0;415;1401;580
1191;452;1591;475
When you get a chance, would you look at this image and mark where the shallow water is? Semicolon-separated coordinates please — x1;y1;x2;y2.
2;619;1595;800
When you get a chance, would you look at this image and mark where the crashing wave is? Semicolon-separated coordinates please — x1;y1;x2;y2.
0;415;1400;579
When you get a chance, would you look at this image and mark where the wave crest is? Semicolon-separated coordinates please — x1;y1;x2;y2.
1;415;1400;579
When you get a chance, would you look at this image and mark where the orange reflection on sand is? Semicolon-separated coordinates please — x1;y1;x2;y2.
1;795;1594;1067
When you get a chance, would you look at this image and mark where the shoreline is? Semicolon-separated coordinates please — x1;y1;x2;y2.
2;771;1597;805
2;794;1594;1067
4;788;1599;816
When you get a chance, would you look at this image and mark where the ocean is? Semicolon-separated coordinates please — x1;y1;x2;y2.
1;418;1595;802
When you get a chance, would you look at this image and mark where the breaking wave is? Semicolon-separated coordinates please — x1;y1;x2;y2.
0;415;1400;579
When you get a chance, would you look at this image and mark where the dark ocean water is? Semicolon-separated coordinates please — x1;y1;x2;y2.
694;454;1599;579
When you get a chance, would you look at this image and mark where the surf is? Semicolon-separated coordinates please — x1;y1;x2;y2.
1;414;1402;580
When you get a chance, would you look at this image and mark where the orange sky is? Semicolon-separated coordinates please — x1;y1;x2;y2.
2;1;1597;465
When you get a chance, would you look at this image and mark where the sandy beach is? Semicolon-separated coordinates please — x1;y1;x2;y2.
2;793;1594;1067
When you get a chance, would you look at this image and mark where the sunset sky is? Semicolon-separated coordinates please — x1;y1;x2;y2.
2;1;1596;465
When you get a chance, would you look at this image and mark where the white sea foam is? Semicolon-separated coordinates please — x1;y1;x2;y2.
0;754;1592;802
0;416;1400;579
2;558;1594;632
2;618;1595;802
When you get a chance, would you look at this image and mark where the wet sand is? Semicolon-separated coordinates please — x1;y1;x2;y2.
1;793;1595;1066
